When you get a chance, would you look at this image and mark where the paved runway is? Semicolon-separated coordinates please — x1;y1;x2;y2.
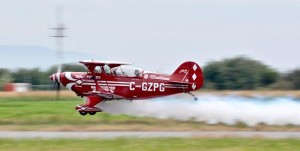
1;131;300;139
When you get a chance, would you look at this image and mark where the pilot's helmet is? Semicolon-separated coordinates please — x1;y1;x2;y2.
134;69;140;76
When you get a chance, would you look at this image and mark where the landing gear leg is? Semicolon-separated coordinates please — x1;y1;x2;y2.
75;96;103;116
188;92;198;101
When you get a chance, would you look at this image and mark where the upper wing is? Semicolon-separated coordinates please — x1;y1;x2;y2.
79;60;131;74
79;60;131;68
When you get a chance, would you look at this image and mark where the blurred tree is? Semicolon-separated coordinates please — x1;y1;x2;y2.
12;68;44;85
203;62;226;89
203;56;279;90
0;69;12;90
8;64;85;86
269;80;294;90
260;68;279;86
284;69;300;89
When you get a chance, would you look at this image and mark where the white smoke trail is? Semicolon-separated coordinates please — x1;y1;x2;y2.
99;95;300;126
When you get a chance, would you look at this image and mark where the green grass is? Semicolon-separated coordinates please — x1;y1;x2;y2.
0;96;218;131
0;96;159;128
0;138;300;151
0;95;300;131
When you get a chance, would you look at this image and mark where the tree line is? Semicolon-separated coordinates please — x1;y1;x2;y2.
0;64;85;90
203;56;300;90
0;56;299;90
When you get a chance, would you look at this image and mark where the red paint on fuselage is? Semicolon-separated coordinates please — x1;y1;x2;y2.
50;61;203;114
59;72;190;100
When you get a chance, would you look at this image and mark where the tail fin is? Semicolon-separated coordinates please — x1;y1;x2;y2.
171;61;204;91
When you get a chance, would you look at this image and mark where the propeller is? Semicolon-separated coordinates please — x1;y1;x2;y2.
54;77;61;100
50;64;62;101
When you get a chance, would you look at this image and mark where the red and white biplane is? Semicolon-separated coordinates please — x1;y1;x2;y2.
50;60;203;115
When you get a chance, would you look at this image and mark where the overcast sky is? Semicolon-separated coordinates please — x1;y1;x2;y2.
0;0;299;73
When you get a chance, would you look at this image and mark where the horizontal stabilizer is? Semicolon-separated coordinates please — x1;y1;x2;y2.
169;81;192;85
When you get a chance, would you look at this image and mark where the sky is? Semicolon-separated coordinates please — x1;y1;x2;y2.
0;0;300;73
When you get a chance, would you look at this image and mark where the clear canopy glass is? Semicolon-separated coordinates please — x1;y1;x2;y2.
111;66;143;77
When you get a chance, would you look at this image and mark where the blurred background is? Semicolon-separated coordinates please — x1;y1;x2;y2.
1;1;300;150
0;0;300;126
1;55;299;91
1;0;300;125
0;0;299;92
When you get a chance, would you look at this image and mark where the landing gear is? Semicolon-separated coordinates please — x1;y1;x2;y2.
188;92;198;101
76;105;102;116
89;112;96;115
79;111;87;116
78;111;96;116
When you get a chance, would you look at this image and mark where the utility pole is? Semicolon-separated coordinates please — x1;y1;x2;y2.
51;5;66;73
51;5;66;101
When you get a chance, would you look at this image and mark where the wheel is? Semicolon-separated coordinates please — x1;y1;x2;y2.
79;111;87;116
89;112;96;115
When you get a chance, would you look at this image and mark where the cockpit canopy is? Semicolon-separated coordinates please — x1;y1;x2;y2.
79;60;143;77
111;65;143;77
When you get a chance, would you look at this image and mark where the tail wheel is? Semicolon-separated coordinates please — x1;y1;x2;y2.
89;112;96;115
79;111;87;116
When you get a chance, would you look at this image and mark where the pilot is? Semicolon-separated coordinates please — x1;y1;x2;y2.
134;69;140;77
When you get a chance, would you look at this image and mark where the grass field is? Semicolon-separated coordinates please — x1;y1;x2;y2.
0;138;300;151
0;91;300;131
0;95;252;131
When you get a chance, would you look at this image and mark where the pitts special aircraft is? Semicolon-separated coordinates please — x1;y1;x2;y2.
49;60;203;115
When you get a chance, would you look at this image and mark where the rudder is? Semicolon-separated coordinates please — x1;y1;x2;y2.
171;61;204;91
